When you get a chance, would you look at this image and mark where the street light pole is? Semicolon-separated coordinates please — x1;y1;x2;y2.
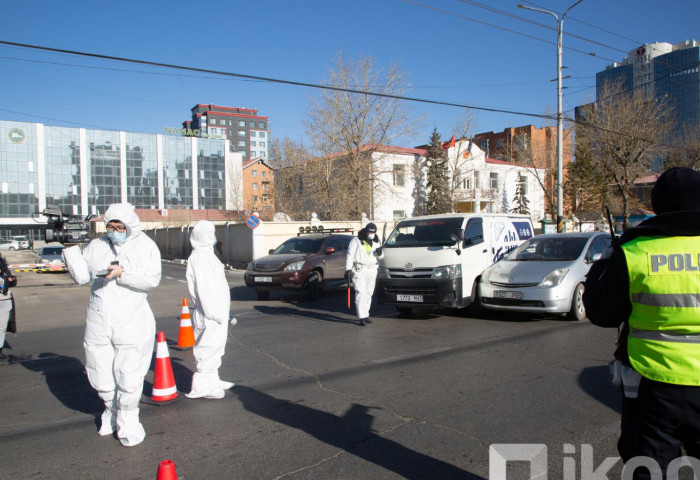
518;0;583;233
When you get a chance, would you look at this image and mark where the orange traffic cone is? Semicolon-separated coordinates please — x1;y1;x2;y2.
147;332;179;405
172;298;195;351
156;459;178;480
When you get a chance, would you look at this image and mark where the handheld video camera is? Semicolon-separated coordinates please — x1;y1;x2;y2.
35;205;95;245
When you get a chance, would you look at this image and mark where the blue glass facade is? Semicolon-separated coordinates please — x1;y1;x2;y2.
0;120;235;226
655;46;700;137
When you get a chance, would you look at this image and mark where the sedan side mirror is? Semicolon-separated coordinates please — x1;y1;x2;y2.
269;249;275;255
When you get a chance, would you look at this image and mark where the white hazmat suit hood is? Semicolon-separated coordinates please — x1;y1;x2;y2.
186;220;235;399
62;202;161;447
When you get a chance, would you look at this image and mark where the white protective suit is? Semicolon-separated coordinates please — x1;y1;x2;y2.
185;221;235;399
345;230;384;321
63;203;161;447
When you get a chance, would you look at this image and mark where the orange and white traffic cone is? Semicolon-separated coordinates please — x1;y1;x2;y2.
156;459;178;480
146;332;179;405
172;298;195;351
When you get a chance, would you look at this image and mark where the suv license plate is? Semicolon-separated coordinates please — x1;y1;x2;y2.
256;276;273;283
494;290;523;299
397;294;423;302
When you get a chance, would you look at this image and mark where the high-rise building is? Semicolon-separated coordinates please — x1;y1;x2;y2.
595;40;700;138
0;120;243;234
184;104;270;161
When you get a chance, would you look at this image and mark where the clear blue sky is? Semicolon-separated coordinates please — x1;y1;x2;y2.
1;0;698;149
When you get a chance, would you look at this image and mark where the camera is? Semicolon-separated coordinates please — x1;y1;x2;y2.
34;205;95;245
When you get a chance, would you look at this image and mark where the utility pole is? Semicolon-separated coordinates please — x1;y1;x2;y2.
518;0;583;233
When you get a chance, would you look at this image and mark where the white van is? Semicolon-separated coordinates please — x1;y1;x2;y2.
376;213;534;315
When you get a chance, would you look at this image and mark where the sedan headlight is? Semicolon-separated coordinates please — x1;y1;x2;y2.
481;266;493;284
284;260;305;272
377;266;389;279
432;264;462;280
540;268;569;287
40;258;50;263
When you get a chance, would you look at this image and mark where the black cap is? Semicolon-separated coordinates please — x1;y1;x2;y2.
651;167;700;214
365;222;377;233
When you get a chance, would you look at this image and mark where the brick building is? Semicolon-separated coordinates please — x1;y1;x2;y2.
242;158;274;214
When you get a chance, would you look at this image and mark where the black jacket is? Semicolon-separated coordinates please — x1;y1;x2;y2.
583;211;700;363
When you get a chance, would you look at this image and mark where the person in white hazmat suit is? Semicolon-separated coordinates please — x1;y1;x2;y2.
345;223;384;326
62;203;161;447
185;220;235;399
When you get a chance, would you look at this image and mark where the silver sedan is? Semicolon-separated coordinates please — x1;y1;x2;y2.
478;232;612;320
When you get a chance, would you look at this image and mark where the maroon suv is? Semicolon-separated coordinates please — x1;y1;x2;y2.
244;231;353;300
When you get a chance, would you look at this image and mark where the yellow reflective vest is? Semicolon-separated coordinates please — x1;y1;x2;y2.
622;235;700;385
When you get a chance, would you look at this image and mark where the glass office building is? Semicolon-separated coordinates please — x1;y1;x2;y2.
595;40;700;139
0;120;240;229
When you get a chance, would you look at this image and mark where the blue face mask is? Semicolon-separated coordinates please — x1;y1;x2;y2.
107;231;127;245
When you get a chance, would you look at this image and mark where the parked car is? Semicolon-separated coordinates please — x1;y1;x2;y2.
35;245;66;264
0;239;21;251
478;232;613;320
244;230;354;300
11;236;30;249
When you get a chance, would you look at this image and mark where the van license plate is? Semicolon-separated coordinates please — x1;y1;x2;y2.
397;294;423;302
494;290;523;299
256;276;273;283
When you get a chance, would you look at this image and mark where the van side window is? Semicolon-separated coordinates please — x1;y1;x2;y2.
464;219;484;246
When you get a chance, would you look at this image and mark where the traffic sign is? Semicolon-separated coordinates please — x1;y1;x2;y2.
246;214;260;229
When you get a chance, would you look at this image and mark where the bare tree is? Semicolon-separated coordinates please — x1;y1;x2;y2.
575;79;674;230
446;111;478;212
667;123;700;169
303;50;419;220
269;137;312;220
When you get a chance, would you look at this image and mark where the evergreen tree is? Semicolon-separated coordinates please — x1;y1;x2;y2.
425;128;452;214
510;180;530;215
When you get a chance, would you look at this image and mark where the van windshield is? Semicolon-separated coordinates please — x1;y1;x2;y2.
385;218;463;248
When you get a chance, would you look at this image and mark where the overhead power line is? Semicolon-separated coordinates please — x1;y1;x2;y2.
0;39;555;122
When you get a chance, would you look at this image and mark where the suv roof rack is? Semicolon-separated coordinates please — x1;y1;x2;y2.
297;226;354;236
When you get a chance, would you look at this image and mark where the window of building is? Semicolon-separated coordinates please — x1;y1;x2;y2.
262;171;267;178
259;132;266;138
241;151;247;157
251;151;257;158
238;140;246;147
259;122;265;129
490;172;498;191
261;151;266;157
474;171;480;189
262;183;268;190
238;121;245;127
519;175;528;194
253;195;258;202
252;183;258;190
251;141;257;147
250;131;257;137
252;170;258;177
392;164;405;187
496;139;504;149
210;118;217;125
393;210;406;220
238;130;245;136
262;194;269;202
259;142;265;148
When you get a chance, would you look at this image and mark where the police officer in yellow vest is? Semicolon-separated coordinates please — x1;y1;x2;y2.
584;167;700;479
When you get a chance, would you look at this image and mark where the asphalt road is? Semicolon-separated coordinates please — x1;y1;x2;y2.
0;249;630;480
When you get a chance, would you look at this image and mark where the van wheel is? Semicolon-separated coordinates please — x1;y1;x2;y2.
256;291;270;301
567;283;586;321
466;278;482;317
396;307;412;317
9;247;16;251
307;272;322;301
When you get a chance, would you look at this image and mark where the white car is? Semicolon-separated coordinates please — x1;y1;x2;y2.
0;239;21;251
478;232;612;320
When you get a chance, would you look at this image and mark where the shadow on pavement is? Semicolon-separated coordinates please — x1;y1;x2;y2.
234;385;484;480
20;352;103;415
254;304;358;326
578;365;621;414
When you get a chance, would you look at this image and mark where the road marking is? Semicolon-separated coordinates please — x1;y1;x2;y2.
3;355;61;365
372;346;453;364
